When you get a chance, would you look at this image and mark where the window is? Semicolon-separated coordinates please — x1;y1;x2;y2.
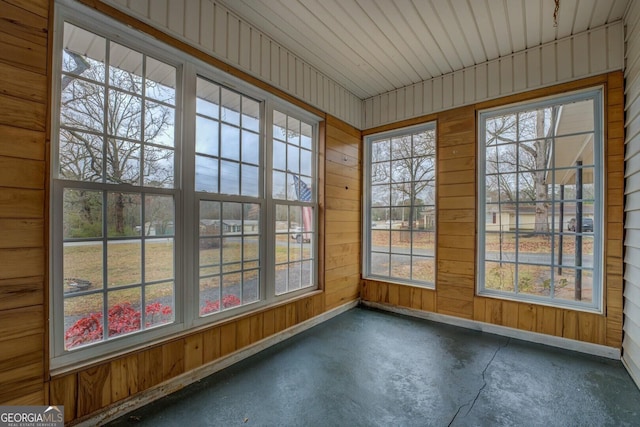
51;5;318;368
363;123;437;287
478;89;603;311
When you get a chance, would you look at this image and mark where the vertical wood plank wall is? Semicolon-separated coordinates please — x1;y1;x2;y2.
362;72;625;349
0;0;49;406
623;1;640;388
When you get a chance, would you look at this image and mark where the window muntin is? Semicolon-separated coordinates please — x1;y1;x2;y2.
272;111;316;295
364;124;437;287
57;22;178;351
478;90;603;311
52;7;318;367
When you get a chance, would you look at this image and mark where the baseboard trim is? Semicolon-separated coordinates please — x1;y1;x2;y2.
361;301;621;360
74;299;359;427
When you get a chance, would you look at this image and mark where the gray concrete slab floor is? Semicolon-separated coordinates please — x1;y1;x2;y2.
107;307;640;426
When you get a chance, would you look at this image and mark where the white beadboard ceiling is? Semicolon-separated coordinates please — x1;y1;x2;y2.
217;0;629;100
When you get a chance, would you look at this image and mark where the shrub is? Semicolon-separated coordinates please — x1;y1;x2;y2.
200;295;241;315
64;302;173;349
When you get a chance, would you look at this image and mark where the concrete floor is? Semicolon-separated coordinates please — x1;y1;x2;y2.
108;307;640;426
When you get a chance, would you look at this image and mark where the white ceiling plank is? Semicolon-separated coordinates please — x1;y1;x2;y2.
207;0;628;101
555;0;579;39
410;0;460;73
431;0;476;68
591;0;615;28
524;0;542;48
276;0;385;96
540;0;559;44
505;0;527;53
301;0;407;93
573;0;597;33
468;0;500;60
356;0;426;82
393;0;446;77
486;0;512;57
450;0;487;65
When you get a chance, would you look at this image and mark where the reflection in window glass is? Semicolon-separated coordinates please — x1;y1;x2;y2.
479;90;602;310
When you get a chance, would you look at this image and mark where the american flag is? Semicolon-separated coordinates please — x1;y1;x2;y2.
292;173;311;202
292;173;313;240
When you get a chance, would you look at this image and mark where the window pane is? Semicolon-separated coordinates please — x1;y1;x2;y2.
196;116;219;156
64;241;103;291
241;130;259;165
241;164;259;197
106;140;141;185
107;288;142;338
144;195;174;237
144;145;174;188
107;192;141;237
109;42;143;94
63;189;103;238
145;102;175;147
221;88;240;125
242;97;260;132
195;155;218;192
61;80;105;132
145;238;174;282
220;160;240;195
64;293;104;350
108;90;142;140
197;78;220;118
107;240;141;287
146;57;176;105
221;124;240;160
59;130;103;182
144;281;174;328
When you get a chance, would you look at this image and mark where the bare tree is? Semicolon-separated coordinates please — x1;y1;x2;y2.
485;109;553;232
372;131;436;226
60;50;174;235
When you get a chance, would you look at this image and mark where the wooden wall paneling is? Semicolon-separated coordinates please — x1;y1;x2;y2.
517;304;537;331
500;301;519;329
219;323;237;357
184;333;204;372
398;285;411;308
387;284;399;306
249;313;263;344
421;289;436;312
162;339;185;381
236;317;252;349
410;287;422;310
473;297;486;322
273;305;287;334
262;309;275;338
77;363;111;418
49;373;77;423
137;346;163;391
0;276;43;310
285;302;296;328
110;354;138;403
202;327;221;364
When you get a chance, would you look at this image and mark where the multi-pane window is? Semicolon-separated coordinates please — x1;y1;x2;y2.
364;124;437;287
272;111;316;294
478;89;603;311
56;22;178;351
52;9;318;367
195;77;263;316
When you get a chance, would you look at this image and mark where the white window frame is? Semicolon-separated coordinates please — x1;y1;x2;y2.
362;122;437;288
477;88;604;313
50;1;319;370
